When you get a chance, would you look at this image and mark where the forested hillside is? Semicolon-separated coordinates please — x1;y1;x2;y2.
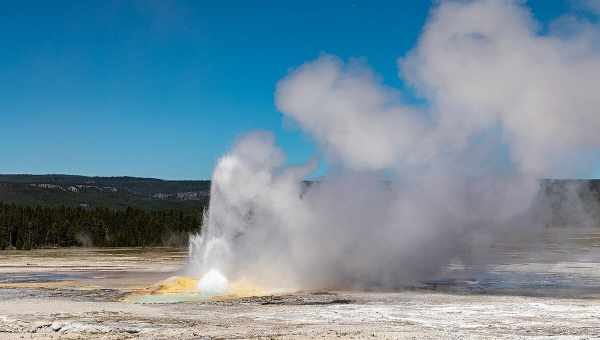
2;175;600;250
0;174;210;210
0;203;201;250
0;175;208;249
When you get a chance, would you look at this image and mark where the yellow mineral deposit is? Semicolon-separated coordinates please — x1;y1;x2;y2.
126;269;268;303
221;277;267;298
152;276;199;294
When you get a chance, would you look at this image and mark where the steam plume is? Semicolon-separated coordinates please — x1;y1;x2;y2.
189;0;600;290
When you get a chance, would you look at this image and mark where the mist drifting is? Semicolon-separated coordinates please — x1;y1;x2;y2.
189;0;600;291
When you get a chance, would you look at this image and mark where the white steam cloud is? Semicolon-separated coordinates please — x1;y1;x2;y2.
188;0;600;290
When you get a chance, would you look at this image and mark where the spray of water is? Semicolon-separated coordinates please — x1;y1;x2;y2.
188;0;600;293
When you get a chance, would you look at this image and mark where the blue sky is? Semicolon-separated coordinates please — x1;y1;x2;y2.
0;0;583;179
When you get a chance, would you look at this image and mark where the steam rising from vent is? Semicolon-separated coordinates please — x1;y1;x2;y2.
188;0;600;291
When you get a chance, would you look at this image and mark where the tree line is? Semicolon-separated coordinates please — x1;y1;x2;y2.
0;202;202;250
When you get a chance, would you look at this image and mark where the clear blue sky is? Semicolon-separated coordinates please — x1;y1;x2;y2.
0;1;579;179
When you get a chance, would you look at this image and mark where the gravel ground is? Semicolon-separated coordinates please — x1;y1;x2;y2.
1;290;600;339
0;244;600;339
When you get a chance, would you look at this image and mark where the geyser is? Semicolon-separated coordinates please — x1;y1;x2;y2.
197;269;229;296
188;0;600;291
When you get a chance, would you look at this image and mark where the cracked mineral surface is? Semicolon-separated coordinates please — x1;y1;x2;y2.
2;228;600;339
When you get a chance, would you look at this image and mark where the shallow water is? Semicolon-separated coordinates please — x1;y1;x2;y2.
423;227;600;297
1;228;600;298
0;247;187;292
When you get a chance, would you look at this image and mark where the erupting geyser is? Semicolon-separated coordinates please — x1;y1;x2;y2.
188;0;600;293
197;269;229;296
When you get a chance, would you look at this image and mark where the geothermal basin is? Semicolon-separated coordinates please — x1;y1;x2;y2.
1;227;600;339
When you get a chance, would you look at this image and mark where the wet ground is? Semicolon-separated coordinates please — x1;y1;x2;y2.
1;228;600;339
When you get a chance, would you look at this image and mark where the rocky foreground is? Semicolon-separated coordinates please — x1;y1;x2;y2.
1;290;600;339
1;247;600;339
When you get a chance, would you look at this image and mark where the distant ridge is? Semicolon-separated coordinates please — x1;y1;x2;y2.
2;174;600;224
0;174;211;210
